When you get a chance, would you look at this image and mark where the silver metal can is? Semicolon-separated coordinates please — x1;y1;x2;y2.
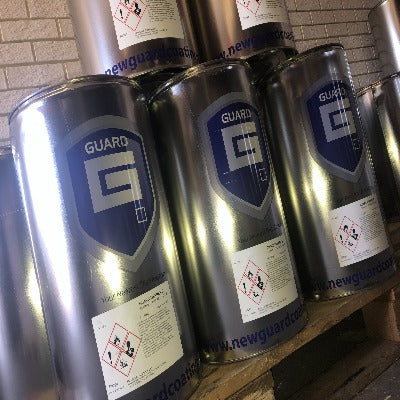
357;81;400;221
149;60;306;364
67;0;199;77
260;44;396;300
369;0;400;76
0;145;57;400
189;0;296;62
10;76;200;400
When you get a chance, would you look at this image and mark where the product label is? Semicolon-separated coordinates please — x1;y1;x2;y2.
236;0;289;30
61;116;158;272
92;281;183;400
199;93;272;220
109;0;184;50
330;194;389;267
232;235;298;323
305;79;365;182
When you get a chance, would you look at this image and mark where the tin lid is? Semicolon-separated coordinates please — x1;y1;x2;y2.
9;74;141;124
149;59;251;103
262;43;344;83
357;70;400;96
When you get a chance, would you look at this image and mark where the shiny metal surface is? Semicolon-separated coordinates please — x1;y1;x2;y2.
261;44;396;300
357;83;400;220
67;0;199;77
0;146;57;400
10;76;199;399
369;0;400;76
189;0;295;62
149;60;306;364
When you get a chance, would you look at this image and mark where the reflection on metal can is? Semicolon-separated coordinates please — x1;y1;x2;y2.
10;76;199;399
260;44;396;300
149;60;306;364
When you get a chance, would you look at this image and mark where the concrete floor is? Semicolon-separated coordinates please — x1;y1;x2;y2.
353;358;400;400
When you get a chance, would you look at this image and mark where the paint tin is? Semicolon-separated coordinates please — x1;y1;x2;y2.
357;81;400;221
10;76;200;399
369;0;400;76
67;0;199;77
260;44;396;300
0;144;57;400
149;60;306;364
189;0;296;63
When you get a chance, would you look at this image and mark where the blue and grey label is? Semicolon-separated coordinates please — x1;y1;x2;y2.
199;94;272;219
305;80;364;181
66;126;155;257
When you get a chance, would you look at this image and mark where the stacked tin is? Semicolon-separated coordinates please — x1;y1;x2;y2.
259;44;396;300
0;144;57;400
149;59;306;363
10;76;200;399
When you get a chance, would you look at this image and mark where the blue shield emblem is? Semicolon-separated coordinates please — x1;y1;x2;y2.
63;117;156;262
305;80;364;181
200;94;272;219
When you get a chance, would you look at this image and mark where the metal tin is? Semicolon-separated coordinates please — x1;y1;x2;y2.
0;145;57;400
149;60;306;364
357;81;400;221
10;76;200;399
260;44;396;300
67;0;199;77
189;0;296;62
369;0;400;76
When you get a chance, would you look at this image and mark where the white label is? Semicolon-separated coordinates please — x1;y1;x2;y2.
232;235;298;324
330;194;389;268
92;281;183;400
236;0;289;30
108;0;184;50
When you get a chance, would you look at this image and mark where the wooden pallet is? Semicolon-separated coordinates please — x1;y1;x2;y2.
189;223;400;400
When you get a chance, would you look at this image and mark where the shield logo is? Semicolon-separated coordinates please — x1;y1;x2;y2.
60;116;157;269
305;79;365;182
199;93;272;219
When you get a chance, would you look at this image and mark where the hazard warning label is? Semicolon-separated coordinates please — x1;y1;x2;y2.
236;0;290;31
109;0;184;50
330;194;389;268
92;281;183;400
232;235;298;324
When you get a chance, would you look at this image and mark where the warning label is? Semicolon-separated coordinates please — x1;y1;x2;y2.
330;194;389;268
232;235;298;324
109;0;184;50
92;281;183;400
236;0;290;31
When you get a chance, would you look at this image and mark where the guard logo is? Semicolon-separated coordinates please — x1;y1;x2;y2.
306;80;364;182
66;126;155;257
200;95;272;219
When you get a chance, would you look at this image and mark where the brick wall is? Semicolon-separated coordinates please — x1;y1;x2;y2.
0;0;384;140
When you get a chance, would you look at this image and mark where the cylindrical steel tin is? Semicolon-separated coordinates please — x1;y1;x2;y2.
260;44;396;300
149;60;306;364
67;0;199;77
369;0;400;76
10;76;200;399
189;0;296;63
357;82;400;220
0;145;57;400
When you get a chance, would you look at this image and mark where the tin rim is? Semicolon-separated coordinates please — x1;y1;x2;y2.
9;74;140;124
368;0;389;17
261;43;344;82
357;70;400;96
0;142;11;155
148;59;250;103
